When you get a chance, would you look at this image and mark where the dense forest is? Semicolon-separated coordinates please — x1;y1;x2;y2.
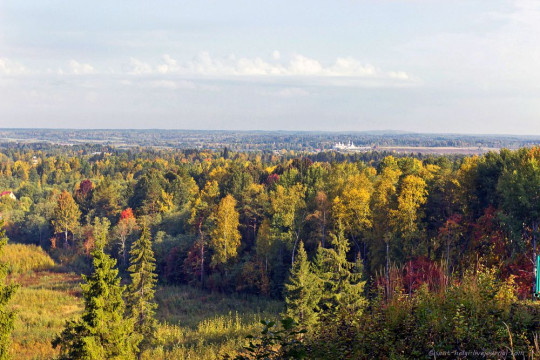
0;144;538;359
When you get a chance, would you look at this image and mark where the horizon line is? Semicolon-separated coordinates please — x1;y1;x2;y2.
0;128;539;138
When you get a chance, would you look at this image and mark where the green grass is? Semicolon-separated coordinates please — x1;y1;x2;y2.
146;313;274;360
155;285;283;328
150;285;283;359
6;251;282;360
1;243;55;274
8;271;83;359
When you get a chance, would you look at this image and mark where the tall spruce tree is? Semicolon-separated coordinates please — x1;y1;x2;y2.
127;222;158;358
52;241;138;359
284;241;321;330
313;228;367;320
0;220;18;360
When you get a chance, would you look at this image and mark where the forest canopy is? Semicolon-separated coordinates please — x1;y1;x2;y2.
0;144;538;359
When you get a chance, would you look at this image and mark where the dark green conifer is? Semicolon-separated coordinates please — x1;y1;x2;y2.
52;239;138;359
284;241;321;330
127;222;158;358
0;220;18;360
313;228;367;319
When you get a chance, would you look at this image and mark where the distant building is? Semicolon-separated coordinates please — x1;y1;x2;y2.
333;141;372;152
0;191;16;201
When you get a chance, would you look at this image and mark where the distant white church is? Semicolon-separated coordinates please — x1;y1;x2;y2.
333;141;372;152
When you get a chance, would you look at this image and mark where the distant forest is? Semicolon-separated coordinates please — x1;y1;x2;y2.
0;128;538;151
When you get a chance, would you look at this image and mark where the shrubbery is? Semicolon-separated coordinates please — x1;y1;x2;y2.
306;266;540;359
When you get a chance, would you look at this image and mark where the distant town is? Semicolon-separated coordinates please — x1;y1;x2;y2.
0;129;537;154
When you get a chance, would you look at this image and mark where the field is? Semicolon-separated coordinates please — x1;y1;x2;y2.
376;146;498;155
6;244;282;360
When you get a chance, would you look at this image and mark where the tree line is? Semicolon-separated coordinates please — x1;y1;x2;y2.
0;146;537;297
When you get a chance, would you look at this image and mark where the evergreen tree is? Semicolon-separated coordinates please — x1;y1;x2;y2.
284;241;321;330
313;228;367;320
0;220;18;360
127;222;158;358
52;242;138;359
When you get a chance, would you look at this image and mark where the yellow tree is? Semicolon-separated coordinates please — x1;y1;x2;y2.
210;195;241;266
371;157;402;287
158;190;175;213
339;171;373;256
390;175;428;236
52;190;81;247
389;174;428;269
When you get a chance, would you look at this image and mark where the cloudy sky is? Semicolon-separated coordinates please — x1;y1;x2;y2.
1;0;539;134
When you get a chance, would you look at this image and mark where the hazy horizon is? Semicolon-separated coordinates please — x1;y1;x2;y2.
1;127;539;138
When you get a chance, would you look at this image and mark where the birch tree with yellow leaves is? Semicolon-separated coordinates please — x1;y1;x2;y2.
210;194;241;266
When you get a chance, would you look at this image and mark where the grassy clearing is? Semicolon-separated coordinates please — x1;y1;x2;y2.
146;316;267;360
150;285;283;359
7;266;282;359
155;285;283;328
8;271;83;360
1;243;55;274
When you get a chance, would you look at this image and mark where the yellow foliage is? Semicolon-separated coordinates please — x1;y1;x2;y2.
265;165;277;174
495;275;517;310
390;175;427;235
209;165;228;183
0;244;55;274
210;195;241;265
158;190;175;213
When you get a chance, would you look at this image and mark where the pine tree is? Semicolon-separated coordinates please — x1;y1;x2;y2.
127;222;158;358
0;220;18;360
52;242;139;359
284;241;321;330
313;228;367;320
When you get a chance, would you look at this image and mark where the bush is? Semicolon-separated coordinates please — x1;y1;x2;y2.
350;266;540;359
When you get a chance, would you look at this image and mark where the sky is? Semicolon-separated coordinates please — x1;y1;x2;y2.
0;0;539;134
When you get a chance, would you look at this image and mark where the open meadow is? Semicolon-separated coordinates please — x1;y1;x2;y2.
4;244;281;360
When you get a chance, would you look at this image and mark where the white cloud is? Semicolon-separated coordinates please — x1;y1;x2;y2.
388;71;409;80
126;58;153;75
114;53;416;89
287;55;323;75
0;58;27;75
0;52;413;89
143;79;219;91
147;52;411;81
156;54;179;74
68;60;95;75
